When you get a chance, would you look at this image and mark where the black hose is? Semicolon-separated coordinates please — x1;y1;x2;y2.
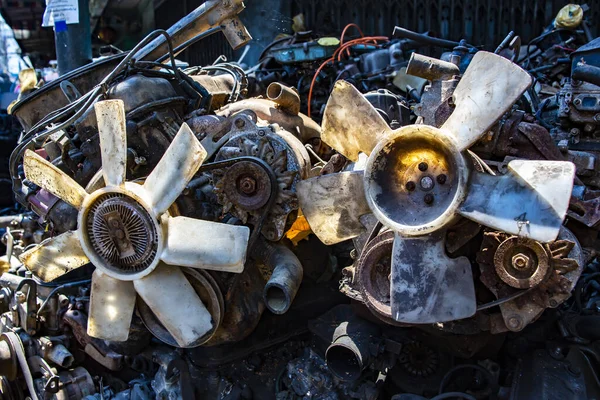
393;26;475;49
572;64;600;87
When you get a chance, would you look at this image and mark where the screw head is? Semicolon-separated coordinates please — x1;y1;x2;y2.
406;181;416;191
507;316;523;330
436;174;447;184
235;118;246;129
424;194;434;205
418;162;428;172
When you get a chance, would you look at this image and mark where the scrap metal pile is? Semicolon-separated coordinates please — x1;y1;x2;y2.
0;1;599;399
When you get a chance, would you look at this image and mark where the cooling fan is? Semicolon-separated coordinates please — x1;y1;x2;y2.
20;99;250;347
297;51;576;324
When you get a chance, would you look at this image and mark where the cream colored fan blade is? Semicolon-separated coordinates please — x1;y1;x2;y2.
133;263;213;348
94;99;127;187
19;231;89;282
322;81;393;161
459;160;575;243
441;51;532;151
161;216;249;273
390;231;476;323
143;123;207;215
23;150;88;210
87;270;136;342
297;171;371;245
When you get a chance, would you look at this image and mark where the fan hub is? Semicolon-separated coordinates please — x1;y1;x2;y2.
365;125;468;236
78;184;165;281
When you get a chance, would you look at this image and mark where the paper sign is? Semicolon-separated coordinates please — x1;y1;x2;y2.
42;0;79;28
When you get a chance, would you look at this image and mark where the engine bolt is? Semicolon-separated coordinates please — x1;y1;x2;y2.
437;174;447;184
511;254;530;270
424;194;434;205
420;176;434;190
239;177;257;195
406;181;416;191
235;118;246;128
418;162;428;172
507;316;523;331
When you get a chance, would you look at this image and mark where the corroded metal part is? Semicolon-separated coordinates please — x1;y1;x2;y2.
406;53;460;81
459;160;575;243
321;80;392;161
390;231;476;323
440;51;533;151
493;237;550;289
297;171;371;245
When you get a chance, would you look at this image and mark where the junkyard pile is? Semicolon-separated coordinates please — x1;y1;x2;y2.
0;2;598;399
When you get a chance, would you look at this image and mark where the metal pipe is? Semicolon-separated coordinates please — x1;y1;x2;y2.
266;83;301;115
572;63;600;87
253;240;303;315
325;320;378;381
406;53;460;81
393;26;474;49
45;344;74;368
137;0;251;61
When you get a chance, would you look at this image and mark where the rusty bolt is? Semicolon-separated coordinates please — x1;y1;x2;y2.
239;177;257;195
549;299;558;308
511;254;530;270
418;162;428;171
424;194;434;205
15;291;26;304
507;316;523;330
406;181;416;191
436;174;447;184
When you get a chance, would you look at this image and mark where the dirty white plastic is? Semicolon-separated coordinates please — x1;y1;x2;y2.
459;160;576;243
87;270;136;342
297;171;371;245
162;216;250;272
143;123;207;215
440;51;532;151
23;150;88;210
19;231;89;282
95;100;127;187
321;81;392;161
133;263;213;347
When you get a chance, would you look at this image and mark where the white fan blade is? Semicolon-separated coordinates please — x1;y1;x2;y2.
390;231;476;323
143;123;207;215
87;270;136;342
458;160;575;243
322;81;392;161
94;100;127;187
161;216;249;273
134;263;213;347
19;231;89;282
441;51;532;151
297;171;371;245
23;150;88;210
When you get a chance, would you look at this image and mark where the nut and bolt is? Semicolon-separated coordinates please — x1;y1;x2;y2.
507;316;523;331
424;194;435;205
418;162;428;172
239;177;257;195
511;254;530;269
15;291;26;304
436;174;447;184
406;181;416;191
573;98;582;106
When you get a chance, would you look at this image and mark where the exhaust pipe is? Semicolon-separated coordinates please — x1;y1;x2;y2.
326;321;376;381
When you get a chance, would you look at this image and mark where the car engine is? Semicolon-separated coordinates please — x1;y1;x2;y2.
0;2;599;400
